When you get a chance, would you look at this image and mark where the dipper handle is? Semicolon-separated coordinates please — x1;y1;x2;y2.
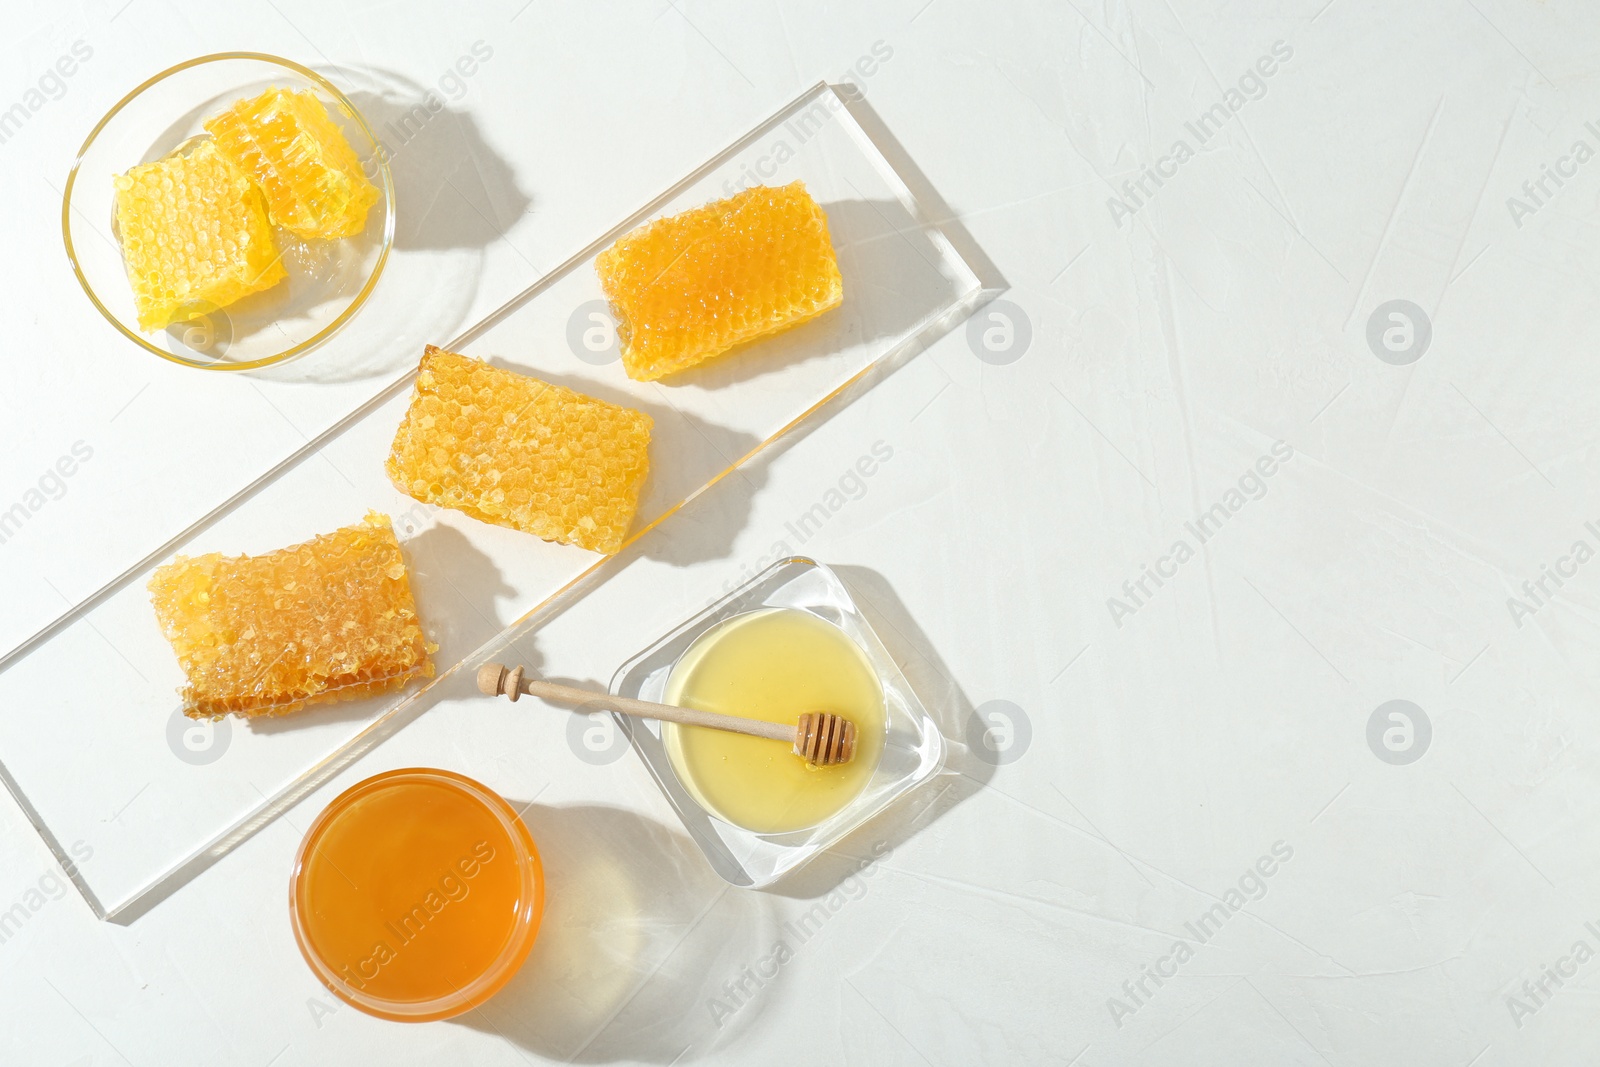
475;661;858;766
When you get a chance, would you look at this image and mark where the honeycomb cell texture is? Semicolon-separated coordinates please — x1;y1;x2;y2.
385;346;653;554
204;87;380;240
113;140;286;332
595;181;844;382
149;512;433;720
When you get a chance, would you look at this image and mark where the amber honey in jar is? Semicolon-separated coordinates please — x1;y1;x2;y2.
289;768;543;1022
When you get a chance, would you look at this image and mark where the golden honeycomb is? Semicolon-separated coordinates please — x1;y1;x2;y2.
595;181;844;381
385;346;653;554
113;140;286;332
204;87;379;240
149;512;433;720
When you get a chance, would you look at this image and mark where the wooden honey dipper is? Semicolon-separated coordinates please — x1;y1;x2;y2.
476;661;859;767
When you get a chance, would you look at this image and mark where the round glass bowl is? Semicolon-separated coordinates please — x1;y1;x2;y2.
62;52;396;371
289;769;544;1023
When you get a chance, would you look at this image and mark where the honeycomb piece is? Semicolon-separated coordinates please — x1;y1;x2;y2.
385;346;653;554
595;181;844;381
113;140;286;332
204;87;380;240
149;512;433;720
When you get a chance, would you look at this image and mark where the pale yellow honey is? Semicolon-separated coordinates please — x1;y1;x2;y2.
663;608;885;834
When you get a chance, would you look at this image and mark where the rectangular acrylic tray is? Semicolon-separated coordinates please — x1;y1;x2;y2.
0;82;984;920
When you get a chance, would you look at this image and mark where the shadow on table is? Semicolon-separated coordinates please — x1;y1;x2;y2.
253;70;531;385
459;803;778;1062
765;564;989;901
346;84;532;255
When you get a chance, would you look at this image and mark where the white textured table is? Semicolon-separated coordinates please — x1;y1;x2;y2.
2;0;1594;1063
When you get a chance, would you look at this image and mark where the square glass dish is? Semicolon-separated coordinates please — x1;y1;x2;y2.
0;82;985;920
610;558;945;887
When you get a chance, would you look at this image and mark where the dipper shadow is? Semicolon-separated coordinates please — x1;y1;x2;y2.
661;198;961;392
765;565;985;900
244;522;513;735
480;357;765;568
460;803;778;1062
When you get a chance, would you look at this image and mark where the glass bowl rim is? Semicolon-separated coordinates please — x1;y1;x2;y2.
287;767;544;1023
61;50;397;372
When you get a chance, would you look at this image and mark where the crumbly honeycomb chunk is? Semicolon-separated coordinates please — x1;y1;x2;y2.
204;87;379;240
595;181;843;381
113;140;285;332
385;346;652;554
149;512;433;720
